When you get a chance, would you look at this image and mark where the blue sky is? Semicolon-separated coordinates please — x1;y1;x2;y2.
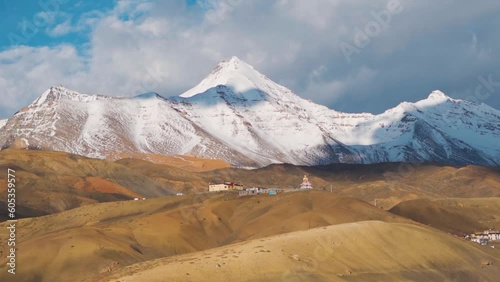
1;0;500;119
0;1;115;51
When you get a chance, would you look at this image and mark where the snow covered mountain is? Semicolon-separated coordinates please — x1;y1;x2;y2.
1;56;499;167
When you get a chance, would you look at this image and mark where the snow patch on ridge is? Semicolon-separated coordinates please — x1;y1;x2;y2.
0;119;7;131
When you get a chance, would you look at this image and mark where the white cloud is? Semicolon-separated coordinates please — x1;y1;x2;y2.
0;45;85;111
46;19;73;36
0;0;500;118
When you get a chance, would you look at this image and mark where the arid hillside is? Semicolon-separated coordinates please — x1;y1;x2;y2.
108;152;231;172
99;221;500;282
1;149;499;281
0;190;418;282
118;157;500;209
1;149;500;221
0;149;174;220
390;198;500;235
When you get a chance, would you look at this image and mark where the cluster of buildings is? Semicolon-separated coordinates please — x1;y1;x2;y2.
466;230;500;245
238;187;282;196
208;175;314;196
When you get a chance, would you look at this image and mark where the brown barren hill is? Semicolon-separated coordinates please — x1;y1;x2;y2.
0;191;417;282
0;149;174;218
99;221;500;282
116;159;500;208
2;149;500;217
390;197;500;235
109;152;231;172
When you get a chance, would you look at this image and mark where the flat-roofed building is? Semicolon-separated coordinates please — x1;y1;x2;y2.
209;182;243;192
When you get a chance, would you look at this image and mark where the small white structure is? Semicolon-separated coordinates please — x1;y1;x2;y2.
239;187;260;196
134;198;139;201
299;175;313;189
484;230;500;241
209;182;243;192
469;230;500;245
176;193;184;196
471;236;489;246
238;187;283;197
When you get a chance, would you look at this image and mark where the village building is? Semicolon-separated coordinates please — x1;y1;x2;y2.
238;187;283;197
483;230;500;241
469;230;500;245
239;187;260;196
209;181;244;192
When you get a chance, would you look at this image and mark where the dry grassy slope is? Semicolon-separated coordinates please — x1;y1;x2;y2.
114;158;208;192
390;198;500;235
1;149;499;218
117;160;500;209
0;191;416;282
298;163;500;208
109;152;231;172
98;221;500;282
0;149;175;218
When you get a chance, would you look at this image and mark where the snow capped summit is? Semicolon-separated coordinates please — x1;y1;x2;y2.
423;90;452;104
427;90;449;100
1;57;499;167
32;85;103;106
179;56;297;102
218;55;246;70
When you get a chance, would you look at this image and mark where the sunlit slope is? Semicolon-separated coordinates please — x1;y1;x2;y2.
109;152;231;172
390;197;500;235
0;149;174;218
118;159;500;208
100;221;500;282
0;191;413;282
1;149;499;220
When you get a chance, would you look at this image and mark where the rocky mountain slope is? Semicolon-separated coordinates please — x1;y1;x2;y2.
1;57;499;167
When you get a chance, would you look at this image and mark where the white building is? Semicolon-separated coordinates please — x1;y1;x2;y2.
238;187;283;197
469;230;500;245
484;230;500;241
209;182;243;192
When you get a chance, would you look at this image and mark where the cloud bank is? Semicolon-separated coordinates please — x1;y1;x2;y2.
1;0;499;118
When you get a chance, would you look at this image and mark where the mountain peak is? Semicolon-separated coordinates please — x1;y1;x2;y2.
224;56;242;64
31;85;98;106
427;90;450;101
213;55;253;73
179;56;267;98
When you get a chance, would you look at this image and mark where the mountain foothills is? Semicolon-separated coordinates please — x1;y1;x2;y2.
1;56;500;167
1;189;499;281
1;149;499;221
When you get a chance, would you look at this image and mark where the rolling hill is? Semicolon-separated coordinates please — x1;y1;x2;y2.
99;221;500;282
1;191;498;281
1;149;499;221
0;149;175;220
390;198;500;235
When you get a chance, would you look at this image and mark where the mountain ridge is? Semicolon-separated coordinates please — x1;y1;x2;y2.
1;57;499;167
